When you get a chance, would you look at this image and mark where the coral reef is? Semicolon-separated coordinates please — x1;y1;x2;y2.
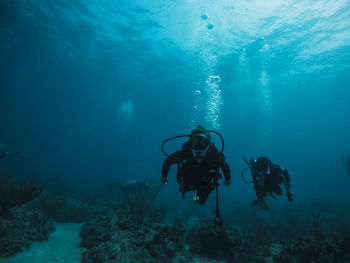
0;206;55;258
80;214;118;248
39;192;104;223
1;175;349;263
78;201;350;263
81;241;121;263
79;213;193;263
275;236;350;263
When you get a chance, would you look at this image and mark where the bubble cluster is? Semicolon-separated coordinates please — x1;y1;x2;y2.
207;75;221;86
200;13;214;30
205;76;223;130
190;89;203;129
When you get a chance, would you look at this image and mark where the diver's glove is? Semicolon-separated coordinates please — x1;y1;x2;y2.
161;176;168;185
287;191;293;202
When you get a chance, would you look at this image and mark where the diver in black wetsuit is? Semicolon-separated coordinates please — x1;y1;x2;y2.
161;126;231;205
243;156;292;210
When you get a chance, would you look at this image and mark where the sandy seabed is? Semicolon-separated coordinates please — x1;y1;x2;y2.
2;223;84;263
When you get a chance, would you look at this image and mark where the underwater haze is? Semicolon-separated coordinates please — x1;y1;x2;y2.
1;0;350;213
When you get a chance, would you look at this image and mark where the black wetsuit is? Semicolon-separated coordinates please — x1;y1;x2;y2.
253;164;291;199
162;142;230;204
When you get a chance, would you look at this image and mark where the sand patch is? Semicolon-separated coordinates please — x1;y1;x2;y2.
1;223;84;263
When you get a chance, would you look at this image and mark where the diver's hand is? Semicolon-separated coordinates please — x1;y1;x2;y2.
223;179;231;186
161;177;168;185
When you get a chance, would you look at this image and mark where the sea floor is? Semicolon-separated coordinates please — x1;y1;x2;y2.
2;223;84;263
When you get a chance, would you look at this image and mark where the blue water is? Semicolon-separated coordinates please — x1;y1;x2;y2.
1;0;350;211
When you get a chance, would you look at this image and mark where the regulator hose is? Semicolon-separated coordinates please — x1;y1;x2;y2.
161;130;225;160
241;166;254;183
161;134;190;158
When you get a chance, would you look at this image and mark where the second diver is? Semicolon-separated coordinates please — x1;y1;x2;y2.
242;156;293;210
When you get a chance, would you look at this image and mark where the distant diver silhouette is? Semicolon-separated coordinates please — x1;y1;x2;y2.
104;179;150;192
0;144;25;160
241;156;292;210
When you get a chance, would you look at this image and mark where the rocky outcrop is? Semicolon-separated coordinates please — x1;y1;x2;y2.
0;206;55;258
79;211;350;263
39;192;104;223
275;236;350;263
80;214;192;263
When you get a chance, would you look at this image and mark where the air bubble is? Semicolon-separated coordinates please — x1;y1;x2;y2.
201;13;209;20
207;24;214;30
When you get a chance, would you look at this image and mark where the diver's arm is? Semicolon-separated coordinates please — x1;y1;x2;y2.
221;162;231;183
161;150;185;183
280;167;291;189
216;151;231;183
279;166;292;202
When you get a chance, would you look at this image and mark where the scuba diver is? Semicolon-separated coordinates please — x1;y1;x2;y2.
342;152;350;176
241;156;292;210
161;125;230;232
161;126;231;204
0;144;18;160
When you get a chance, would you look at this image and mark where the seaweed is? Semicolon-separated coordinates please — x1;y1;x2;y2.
125;183;163;223
171;213;188;250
